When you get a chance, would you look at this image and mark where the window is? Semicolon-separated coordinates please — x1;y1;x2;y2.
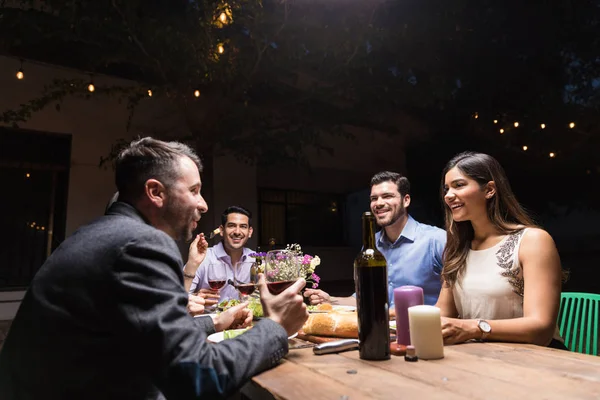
0;128;71;289
258;189;345;247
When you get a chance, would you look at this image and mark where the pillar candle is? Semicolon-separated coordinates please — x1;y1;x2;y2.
408;305;444;360
393;286;424;345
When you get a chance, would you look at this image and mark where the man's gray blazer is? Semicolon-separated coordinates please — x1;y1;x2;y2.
0;202;288;399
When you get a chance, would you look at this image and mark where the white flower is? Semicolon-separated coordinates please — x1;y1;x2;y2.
310;256;321;270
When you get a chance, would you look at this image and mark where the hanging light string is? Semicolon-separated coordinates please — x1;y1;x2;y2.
470;111;597;172
4;54;218;99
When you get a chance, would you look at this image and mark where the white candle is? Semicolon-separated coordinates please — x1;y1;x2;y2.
408;305;444;360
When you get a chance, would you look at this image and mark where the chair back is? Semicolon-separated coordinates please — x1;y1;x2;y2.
558;292;600;356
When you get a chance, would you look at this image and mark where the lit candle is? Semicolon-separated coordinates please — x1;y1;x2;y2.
408;305;444;360
393;286;423;345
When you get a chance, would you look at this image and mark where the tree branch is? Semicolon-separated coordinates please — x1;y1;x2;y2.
251;0;289;75
110;0;169;83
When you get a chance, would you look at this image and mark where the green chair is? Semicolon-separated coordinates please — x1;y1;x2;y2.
558;292;599;356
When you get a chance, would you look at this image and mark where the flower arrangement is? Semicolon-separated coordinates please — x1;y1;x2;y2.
250;244;321;288
248;251;267;270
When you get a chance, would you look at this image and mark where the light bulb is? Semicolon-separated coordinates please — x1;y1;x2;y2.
218;45;225;54
569;122;575;129
220;12;227;23
522;145;528;151
540;123;546;129
493;119;498;124
194;90;200;97
514;122;519;128
500;129;504;134
148;89;153;97
88;83;95;92
25;173;30;178
549;152;556;158
16;69;24;80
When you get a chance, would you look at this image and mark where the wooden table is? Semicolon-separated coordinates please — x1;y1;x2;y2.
241;341;600;399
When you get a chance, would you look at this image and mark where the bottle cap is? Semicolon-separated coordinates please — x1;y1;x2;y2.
404;345;418;362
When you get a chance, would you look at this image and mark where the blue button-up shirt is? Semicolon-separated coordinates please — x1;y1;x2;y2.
189;242;255;302
373;215;446;306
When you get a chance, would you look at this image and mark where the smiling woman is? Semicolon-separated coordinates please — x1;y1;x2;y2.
436;151;568;349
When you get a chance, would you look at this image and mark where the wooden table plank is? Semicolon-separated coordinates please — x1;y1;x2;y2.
456;342;600;383
338;347;597;400
282;349;464;399
250;354;374;400
247;343;600;400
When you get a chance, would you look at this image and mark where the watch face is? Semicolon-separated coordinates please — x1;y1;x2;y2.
479;320;492;333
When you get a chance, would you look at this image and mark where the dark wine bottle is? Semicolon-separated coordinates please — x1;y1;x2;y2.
354;211;390;360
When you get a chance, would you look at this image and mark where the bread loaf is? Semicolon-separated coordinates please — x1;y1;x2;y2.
302;312;358;338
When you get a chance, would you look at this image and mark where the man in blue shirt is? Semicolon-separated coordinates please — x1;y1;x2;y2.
304;171;446;307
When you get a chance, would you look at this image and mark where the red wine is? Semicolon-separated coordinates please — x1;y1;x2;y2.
267;280;294;295
236;283;256;295
354;211;390;361
208;280;226;290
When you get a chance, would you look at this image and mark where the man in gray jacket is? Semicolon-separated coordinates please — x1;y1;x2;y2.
0;137;308;399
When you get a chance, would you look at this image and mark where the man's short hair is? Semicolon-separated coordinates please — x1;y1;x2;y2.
221;206;252;226
370;171;411;196
115;137;202;200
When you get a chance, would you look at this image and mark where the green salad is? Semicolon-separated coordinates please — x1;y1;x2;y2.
218;297;263;318
223;328;249;339
218;299;241;310
247;297;263;318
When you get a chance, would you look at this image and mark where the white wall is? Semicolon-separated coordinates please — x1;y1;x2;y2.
0;56;184;317
0;56;185;235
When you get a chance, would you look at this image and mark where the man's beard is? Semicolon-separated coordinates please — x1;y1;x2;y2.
163;199;194;242
375;204;405;228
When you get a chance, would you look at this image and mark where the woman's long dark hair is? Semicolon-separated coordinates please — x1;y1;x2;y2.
441;152;536;287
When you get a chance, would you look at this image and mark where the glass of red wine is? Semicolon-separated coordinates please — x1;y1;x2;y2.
205;262;227;313
233;261;257;301
265;250;301;295
206;262;227;290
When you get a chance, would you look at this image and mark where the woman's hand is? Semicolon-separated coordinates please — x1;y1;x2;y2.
187;294;206;316
195;288;221;308
441;317;479;345
213;302;253;332
303;289;331;305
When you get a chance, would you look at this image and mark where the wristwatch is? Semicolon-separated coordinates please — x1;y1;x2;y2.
477;319;492;341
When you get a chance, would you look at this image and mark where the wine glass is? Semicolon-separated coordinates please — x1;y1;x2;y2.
206;262;227;291
233;261;257;301
206;262;227;311
265;250;301;295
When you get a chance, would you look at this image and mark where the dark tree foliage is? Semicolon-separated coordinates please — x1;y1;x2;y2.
0;0;598;171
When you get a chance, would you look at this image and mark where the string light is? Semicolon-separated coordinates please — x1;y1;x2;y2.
15;59;24;79
147;89;153;97
499;128;504;134
540;123;546;129
219;12;227;23
513;122;519;128
522;145;528;151
25;173;30;178
194;89;200;97
549;152;556;158
493;119;498;124
218;45;225;54
569;122;575;129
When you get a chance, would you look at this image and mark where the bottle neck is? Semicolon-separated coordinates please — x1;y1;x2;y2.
362;216;377;250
